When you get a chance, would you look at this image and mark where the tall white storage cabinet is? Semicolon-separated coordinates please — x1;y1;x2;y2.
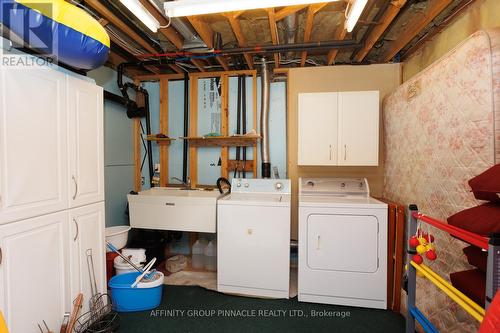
298;91;379;166
0;65;105;332
0;68;69;224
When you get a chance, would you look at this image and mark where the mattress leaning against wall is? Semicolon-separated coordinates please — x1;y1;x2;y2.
383;28;500;332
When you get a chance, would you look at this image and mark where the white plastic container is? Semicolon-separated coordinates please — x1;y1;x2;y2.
105;226;131;252
191;240;206;269
114;256;143;275
121;248;146;264
204;240;217;271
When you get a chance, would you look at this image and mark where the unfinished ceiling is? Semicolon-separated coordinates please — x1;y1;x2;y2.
78;0;476;75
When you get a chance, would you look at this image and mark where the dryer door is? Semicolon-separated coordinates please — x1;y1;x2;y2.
307;213;379;272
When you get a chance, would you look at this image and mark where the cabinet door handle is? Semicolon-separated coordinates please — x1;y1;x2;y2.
0;247;2;265
329;145;332;160
72;175;78;200
73;218;79;241
344;145;347;161
316;235;321;250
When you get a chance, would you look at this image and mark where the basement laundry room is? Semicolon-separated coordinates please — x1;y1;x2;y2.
1;0;500;332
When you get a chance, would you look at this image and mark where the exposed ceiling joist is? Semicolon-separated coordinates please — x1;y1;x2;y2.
354;0;407;62
136;0;206;73
267;8;280;68
85;0;156;54
187;16;230;70
190;58;207;72
300;3;327;66
274;5;309;21
224;14;254;69
381;0;455;62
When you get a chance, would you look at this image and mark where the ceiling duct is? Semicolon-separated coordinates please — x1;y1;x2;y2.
283;14;298;60
170;18;210;52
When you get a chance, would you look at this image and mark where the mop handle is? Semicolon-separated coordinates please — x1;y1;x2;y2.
106;241;143;273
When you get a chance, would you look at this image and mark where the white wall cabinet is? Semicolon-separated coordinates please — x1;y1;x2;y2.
0;68;69;224
69;202;106;314
0;211;69;333
68;76;104;208
298;91;379;166
0;65;105;331
298;93;338;165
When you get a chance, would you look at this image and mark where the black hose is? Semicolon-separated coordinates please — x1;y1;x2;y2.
140;86;154;186
242;75;247;178
183;72;189;183
234;75;242;178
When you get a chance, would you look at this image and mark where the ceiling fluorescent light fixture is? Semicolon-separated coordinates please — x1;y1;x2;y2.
164;0;338;18
345;0;367;32
120;0;160;32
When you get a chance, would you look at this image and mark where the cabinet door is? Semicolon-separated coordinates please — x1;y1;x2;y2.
0;211;69;333
298;92;338;165
69;202;106;315
0;67;68;224
338;91;379;166
68;76;104;208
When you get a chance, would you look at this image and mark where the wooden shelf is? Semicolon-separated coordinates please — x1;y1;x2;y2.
146;135;175;146
180;135;260;147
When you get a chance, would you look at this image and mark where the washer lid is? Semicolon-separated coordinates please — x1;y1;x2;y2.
218;193;291;206
299;195;387;209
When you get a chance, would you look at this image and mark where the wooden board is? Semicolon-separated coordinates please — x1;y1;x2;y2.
181;136;260;147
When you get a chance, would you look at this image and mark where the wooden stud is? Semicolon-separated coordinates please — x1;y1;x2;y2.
267;8;280;68
225;14;254;69
220;75;229;178
186;17;230;71
381;0;454;62
159;79;169;186
85;0;157;54
354;0;407;62
189;77;199;187
274;5;309;21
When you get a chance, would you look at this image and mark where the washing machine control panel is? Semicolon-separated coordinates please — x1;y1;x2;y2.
231;179;291;194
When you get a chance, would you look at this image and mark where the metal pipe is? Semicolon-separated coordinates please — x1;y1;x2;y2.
183;72;189;183
138;40;361;60
260;58;271;179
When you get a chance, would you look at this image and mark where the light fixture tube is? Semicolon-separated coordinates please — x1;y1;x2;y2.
120;0;160;32
164;0;338;18
345;0;368;33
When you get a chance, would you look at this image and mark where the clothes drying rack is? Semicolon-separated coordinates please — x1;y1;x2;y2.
405;204;500;333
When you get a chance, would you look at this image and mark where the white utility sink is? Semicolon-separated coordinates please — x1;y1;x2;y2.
127;187;222;233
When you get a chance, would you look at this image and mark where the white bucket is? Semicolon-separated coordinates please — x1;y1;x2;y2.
105;226;131;252
121;248;146;263
114;256;143;275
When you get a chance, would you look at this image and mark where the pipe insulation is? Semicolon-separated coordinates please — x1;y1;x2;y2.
260;58;271;179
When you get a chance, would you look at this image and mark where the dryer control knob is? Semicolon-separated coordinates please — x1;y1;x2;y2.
236;182;242;187
244;183;249;188
275;182;283;191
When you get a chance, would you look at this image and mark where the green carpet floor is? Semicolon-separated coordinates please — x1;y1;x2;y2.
118;285;405;333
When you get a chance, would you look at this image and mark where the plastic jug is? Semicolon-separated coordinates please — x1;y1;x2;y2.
191;240;206;269
204;240;217;271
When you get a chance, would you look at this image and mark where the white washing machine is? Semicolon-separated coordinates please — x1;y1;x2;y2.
217;178;291;298
298;177;387;309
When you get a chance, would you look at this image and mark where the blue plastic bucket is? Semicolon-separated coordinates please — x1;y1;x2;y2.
108;272;163;312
